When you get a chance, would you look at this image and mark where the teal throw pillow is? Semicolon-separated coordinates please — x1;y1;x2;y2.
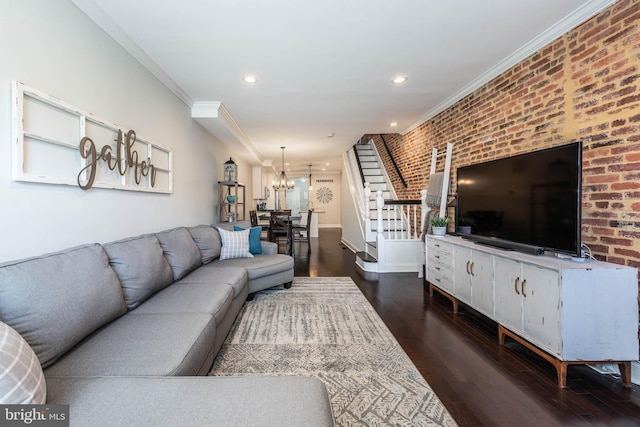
233;225;263;255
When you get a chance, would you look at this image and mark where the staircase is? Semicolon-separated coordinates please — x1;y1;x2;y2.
351;141;424;277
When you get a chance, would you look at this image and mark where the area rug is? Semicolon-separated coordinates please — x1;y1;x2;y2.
209;277;457;426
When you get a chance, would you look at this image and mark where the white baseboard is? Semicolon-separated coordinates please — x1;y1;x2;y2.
340;238;359;253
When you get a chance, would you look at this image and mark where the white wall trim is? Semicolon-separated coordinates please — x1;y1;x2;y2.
70;0;193;108
340;237;359;254
191;102;262;165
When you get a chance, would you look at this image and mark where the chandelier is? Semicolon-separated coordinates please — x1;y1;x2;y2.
272;146;294;190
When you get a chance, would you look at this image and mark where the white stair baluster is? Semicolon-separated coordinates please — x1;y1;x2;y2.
376;191;384;236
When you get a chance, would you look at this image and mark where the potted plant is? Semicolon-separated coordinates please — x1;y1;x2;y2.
430;217;449;236
457;216;475;235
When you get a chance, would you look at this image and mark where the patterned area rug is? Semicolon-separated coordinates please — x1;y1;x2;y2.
209;277;457;426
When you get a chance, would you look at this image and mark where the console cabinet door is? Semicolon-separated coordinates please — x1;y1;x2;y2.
494;257;524;334
521;264;561;356
453;247;472;304
470;251;494;318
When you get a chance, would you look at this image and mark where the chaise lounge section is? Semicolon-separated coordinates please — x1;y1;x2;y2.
0;221;334;426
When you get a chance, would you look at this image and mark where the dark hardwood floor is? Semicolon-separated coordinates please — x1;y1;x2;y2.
292;228;640;427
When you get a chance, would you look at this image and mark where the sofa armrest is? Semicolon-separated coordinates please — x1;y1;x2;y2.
260;241;278;255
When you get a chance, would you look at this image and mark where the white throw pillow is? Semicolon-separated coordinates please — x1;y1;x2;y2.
0;321;46;404
219;228;254;260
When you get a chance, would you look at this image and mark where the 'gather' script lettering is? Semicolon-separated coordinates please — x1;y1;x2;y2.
78;129;157;190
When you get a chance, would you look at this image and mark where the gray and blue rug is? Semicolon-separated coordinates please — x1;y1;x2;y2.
209;277;457;426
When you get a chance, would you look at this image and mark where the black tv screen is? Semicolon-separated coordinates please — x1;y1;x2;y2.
456;142;582;256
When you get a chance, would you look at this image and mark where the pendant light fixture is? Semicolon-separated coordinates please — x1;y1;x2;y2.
308;164;313;190
272;146;294;190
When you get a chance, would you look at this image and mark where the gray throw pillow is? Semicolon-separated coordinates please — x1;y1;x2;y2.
155;228;202;281
218;228;254;260
0;244;127;368
188;226;222;264
104;235;174;310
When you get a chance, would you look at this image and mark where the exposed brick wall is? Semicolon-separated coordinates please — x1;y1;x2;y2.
365;0;640;271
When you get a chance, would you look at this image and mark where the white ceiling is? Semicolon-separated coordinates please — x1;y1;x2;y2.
71;0;614;175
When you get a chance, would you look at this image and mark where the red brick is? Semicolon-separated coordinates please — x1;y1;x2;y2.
612;181;640;190
370;1;640;271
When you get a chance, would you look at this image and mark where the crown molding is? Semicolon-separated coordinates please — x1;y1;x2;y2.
403;0;618;134
70;0;193;108
191;102;262;165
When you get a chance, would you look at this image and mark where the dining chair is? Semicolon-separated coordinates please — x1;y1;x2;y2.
292;210;313;252
249;210;269;240
269;210;293;255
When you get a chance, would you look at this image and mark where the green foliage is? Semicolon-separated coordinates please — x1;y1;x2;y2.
430;217;450;227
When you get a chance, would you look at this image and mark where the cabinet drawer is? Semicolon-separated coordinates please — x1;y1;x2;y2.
428;270;454;291
427;239;453;257
428;251;451;267
428;259;453;278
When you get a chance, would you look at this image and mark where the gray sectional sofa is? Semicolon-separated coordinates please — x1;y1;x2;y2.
0;221;334;426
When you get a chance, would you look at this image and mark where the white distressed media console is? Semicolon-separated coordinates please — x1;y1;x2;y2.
425;235;639;387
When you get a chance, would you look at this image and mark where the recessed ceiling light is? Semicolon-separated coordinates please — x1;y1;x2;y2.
389;122;398;127
322;168;326;171
325;163;330;166
391;76;408;85
242;75;257;83
326;132;335;138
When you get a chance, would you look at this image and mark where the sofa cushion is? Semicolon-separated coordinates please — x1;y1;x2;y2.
218;228;253;260
214;220;251;232
46;376;335;427
131;283;234;325
0;321;46;404
210;254;294;281
188;226;222;264
44;313;216;377
103;235;174;310
233;225;263;255
0;244;127;368
156;228;202;281
181;267;247;298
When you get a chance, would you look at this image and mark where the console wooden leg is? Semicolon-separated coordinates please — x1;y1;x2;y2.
498;325;505;346
619;362;632;388
558;362;568;388
428;283;458;313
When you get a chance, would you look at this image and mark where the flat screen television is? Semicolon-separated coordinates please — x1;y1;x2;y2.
456;142;582;256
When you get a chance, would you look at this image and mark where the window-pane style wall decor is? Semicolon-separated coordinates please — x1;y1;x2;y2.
12;81;173;193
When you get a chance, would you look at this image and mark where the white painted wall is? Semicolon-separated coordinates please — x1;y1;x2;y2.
340;169;364;252
309;172;341;227
0;0;248;262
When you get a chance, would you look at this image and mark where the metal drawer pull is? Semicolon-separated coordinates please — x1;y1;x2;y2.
514;277;520;295
466;260;470;274
521;279;527;297
470;262;475;276
435;255;440;259
435;266;441;271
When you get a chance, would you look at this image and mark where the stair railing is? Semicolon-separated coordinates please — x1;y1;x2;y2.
370;189;428;240
352;143;366;186
379;134;407;188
